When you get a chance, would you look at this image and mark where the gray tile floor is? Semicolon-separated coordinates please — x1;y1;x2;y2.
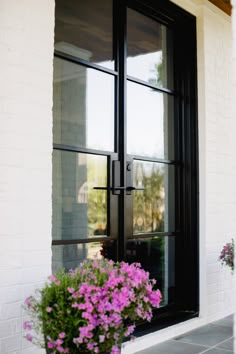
136;315;234;354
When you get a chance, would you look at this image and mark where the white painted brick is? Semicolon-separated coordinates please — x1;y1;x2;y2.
207;272;219;285
231;3;236;350
19;347;44;354
0;253;22;270
0;270;22;287
0;320;19;339
0;203;24;236
207;252;219;264
0;150;23;167
22;237;51;252
0;302;22;321
21;336;35;350
20;266;50;285
22;252;51;268
0;0;54;352
22;283;46;301
1;334;21;353
207;283;218;295
0;286;24;304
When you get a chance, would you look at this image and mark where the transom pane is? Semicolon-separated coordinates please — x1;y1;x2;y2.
55;0;114;69
127;8;173;89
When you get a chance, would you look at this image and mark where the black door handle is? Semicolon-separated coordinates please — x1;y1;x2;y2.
93;186;144;191
93;186;123;191
126;186;144;191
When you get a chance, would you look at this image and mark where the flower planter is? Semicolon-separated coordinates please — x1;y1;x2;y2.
24;259;161;354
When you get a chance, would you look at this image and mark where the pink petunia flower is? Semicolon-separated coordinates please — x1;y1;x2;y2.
26;333;33;342
24;297;32;309
111;345;120;354
23;321;32;330
55;339;64;346
67;287;75;294
49;275;56;282
47;341;55;348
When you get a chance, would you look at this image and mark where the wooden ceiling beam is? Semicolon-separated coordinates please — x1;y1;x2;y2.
208;0;232;16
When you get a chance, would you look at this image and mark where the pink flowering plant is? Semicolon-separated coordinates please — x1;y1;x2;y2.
219;239;234;272
23;258;161;354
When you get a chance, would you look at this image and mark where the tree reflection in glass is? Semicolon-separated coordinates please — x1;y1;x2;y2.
52;151;108;240
87;157;107;237
133;161;165;234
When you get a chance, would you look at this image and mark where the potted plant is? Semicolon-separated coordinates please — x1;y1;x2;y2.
23;258;162;354
219;238;234;272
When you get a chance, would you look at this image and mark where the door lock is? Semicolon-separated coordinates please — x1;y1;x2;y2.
127;163;132;171
93;160;144;194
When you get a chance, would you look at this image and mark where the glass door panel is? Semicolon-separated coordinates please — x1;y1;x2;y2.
132;161;175;234
127;8;173;89
52;150;108;240
127;82;174;159
52;240;116;273
53;57;114;151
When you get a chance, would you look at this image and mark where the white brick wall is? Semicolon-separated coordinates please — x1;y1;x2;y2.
231;2;236;352
0;0;54;353
203;3;235;320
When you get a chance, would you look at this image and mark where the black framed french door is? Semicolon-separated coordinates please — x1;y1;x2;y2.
52;0;198;328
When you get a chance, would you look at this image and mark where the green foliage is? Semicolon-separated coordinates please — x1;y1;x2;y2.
133;163;164;233
148;57;163;87
87;159;107;234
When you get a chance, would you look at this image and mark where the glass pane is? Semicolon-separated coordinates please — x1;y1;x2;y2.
55;0;114;69
127;8;173;89
127;82;174;159
126;237;175;306
52;151;108;240
52;240;116;273
133;161;175;234
53;58;114;151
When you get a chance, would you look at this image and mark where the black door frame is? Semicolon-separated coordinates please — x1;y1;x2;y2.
53;0;199;330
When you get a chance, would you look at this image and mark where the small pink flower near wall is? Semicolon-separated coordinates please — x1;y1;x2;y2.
219;238;234;272
26;333;33;342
